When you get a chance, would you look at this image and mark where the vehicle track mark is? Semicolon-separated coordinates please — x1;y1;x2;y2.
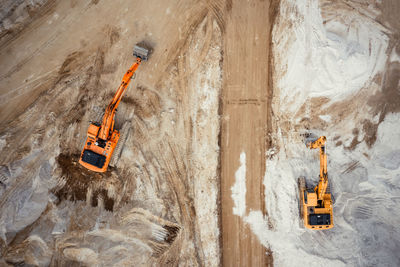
0;0;57;49
203;0;226;33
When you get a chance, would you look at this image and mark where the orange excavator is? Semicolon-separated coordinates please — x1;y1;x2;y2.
79;45;149;172
298;136;334;230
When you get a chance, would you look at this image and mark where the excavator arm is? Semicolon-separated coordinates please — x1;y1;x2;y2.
308;136;328;200
98;57;142;141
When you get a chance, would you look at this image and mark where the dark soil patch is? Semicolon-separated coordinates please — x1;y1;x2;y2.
163;225;180;244
54;153;115;211
368;62;400;116
345;128;361;151
362;119;380;148
91;188;114;211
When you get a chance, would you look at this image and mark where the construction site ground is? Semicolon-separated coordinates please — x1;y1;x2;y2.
1;0;400;266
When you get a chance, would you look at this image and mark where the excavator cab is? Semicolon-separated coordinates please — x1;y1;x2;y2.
298;136;334;230
79;44;149;172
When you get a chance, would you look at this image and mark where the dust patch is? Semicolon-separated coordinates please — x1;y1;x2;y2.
204;0;226;32
102;25;121;48
344;128;361;151
128;87;161;119
225;0;232;12
57;51;85;82
376;0;400;32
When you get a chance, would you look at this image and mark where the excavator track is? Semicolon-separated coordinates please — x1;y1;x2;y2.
109;121;131;167
326;181;336;204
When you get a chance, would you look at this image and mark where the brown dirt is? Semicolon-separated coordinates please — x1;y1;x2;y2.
120;86;161;119
362;119;380;148
331;2;400;150
163;225;180;244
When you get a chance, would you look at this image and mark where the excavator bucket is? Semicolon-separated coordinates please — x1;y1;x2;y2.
301;132;319;147
133;45;149;61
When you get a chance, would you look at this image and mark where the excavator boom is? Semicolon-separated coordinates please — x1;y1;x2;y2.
98;58;141;141
308;136;328;200
79;45;149;172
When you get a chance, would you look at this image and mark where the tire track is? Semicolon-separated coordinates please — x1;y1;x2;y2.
157;140;203;266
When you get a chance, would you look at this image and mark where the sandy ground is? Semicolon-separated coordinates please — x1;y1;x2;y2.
243;0;400;266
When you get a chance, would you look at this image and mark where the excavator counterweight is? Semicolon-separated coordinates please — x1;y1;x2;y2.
298;136;334;230
79;44;149;172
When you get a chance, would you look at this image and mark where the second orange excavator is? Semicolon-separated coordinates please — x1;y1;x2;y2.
298;136;334;230
79;45;149;172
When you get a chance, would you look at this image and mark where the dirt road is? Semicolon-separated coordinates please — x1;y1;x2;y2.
221;0;277;266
